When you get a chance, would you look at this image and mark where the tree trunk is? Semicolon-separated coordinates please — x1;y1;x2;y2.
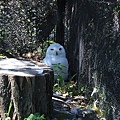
56;0;66;46
66;0;120;119
0;58;54;120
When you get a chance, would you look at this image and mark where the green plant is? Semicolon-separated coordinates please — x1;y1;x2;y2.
53;72;78;96
52;63;66;84
24;113;46;120
52;63;81;96
53;74;65;94
0;54;3;58
38;40;55;57
5;100;13;120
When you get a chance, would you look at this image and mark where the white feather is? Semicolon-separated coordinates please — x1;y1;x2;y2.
43;43;68;81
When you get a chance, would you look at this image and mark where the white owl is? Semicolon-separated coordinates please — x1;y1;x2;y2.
42;43;68;81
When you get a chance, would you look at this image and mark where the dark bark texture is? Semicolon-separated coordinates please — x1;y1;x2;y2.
65;0;120;119
56;0;66;46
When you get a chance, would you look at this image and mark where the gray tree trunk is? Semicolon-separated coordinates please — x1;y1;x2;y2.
66;0;120;119
0;58;54;120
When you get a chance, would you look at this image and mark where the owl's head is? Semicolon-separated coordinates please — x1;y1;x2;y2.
46;43;66;58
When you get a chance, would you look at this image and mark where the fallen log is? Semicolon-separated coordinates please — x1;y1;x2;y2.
0;58;54;120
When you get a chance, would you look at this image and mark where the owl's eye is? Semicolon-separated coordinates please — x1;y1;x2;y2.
59;48;62;50
50;48;54;50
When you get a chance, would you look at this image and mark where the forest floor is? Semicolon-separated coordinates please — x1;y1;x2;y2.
0;52;105;120
52;89;103;120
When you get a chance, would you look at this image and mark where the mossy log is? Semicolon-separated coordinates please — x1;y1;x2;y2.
0;58;54;120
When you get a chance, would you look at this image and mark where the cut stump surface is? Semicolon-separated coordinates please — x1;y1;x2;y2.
0;58;54;120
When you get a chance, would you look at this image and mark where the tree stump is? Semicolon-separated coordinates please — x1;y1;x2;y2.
0;58;54;120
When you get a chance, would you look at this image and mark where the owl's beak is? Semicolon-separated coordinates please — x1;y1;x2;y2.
56;52;58;56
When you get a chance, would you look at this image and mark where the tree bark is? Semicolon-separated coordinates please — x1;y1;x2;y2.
56;0;66;46
66;0;120;119
0;58;54;120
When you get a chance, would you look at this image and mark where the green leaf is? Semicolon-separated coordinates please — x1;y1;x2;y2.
7;100;13;117
69;74;77;81
80;86;84;92
27;114;36;120
57;74;64;87
39;114;46;120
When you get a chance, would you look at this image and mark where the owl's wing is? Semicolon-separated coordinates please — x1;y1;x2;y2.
42;57;52;66
59;58;68;69
56;58;68;81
